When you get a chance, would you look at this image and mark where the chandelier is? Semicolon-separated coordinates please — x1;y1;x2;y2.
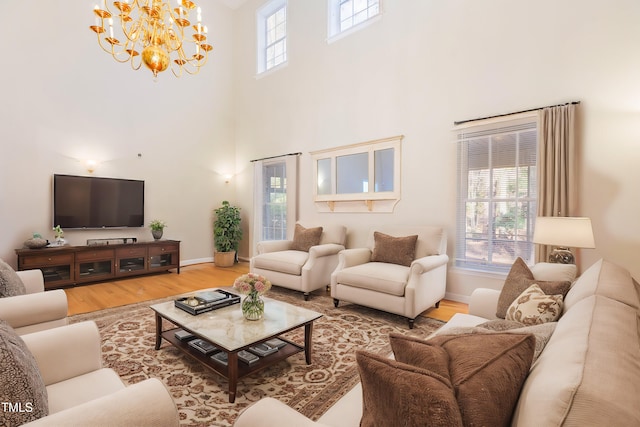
90;0;213;79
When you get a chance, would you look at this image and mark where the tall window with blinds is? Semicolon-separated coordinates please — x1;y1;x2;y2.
252;154;299;254
455;115;538;272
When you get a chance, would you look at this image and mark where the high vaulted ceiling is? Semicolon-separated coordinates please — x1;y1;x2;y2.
217;0;248;9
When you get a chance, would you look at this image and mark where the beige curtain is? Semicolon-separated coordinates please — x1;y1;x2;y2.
536;104;578;262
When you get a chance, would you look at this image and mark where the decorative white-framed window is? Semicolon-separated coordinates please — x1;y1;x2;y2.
257;0;287;75
327;0;381;41
311;135;401;213
455;113;538;273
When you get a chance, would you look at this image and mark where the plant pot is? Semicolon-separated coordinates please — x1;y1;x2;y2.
152;229;163;240
214;251;236;268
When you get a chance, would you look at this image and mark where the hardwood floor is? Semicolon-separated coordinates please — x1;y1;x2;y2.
64;262;468;321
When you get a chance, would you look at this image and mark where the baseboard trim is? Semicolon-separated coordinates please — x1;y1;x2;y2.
180;257;214;267
444;292;470;304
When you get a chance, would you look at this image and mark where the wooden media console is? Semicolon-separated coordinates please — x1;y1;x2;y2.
16;240;180;289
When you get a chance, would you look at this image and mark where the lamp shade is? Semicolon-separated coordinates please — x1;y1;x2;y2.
533;217;595;248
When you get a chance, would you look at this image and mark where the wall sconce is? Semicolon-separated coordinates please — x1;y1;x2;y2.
224;174;233;183
86;160;98;173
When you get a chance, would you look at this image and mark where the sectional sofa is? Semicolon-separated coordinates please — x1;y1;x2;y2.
234;259;640;426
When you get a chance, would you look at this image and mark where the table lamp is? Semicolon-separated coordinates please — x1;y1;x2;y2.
532;217;595;264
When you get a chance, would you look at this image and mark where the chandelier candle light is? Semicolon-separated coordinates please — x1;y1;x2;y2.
233;273;272;321
90;0;213;79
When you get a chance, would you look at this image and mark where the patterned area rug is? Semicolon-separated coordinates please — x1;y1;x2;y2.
70;287;445;426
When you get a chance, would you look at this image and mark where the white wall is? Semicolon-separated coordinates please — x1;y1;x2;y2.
2;1;639;299
0;0;236;267
232;0;640;299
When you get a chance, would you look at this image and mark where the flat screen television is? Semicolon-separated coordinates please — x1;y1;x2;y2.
53;174;145;229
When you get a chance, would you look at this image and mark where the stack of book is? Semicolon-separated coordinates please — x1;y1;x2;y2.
208;338;288;366
210;350;260;366
174;329;196;341
248;338;287;356
188;339;218;355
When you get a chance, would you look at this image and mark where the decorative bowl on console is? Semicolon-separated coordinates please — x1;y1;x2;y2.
24;234;48;249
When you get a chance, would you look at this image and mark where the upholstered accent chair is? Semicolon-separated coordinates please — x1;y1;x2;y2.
0;269;68;335
331;225;448;328
250;224;347;300
15;321;179;426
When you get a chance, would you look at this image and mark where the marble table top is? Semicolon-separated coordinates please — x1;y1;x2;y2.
151;288;323;351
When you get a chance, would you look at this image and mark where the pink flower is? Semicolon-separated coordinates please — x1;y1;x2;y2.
233;274;272;295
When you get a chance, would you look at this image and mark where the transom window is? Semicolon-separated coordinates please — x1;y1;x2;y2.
257;0;287;74
328;0;380;40
311;135;401;213
455;115;538;272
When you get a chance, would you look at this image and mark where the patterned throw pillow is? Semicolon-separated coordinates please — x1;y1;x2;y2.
506;284;564;325
290;224;323;252
496;257;571;319
386;333;535;427
370;232;418;267
0;259;26;297
0;320;48;425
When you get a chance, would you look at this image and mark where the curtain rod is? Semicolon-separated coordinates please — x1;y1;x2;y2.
454;101;581;126
250;152;302;163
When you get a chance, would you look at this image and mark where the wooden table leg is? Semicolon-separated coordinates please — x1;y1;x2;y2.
154;312;163;350
227;352;239;403
304;322;314;365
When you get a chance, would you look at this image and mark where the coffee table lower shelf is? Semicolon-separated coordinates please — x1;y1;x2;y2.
160;328;304;402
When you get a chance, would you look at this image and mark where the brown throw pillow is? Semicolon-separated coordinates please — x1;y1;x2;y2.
0;260;26;297
371;232;418;267
496;257;571;319
290;224;323;252
356;351;464;427
389;332;535;427
437;320;557;363
0;320;48;425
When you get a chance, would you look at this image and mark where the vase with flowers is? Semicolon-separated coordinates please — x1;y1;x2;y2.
233;273;272;320
52;225;66;246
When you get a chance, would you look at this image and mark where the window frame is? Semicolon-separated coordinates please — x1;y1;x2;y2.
252;155;299;252
311;135;402;213
257;0;288;75
455;113;539;273
327;0;382;43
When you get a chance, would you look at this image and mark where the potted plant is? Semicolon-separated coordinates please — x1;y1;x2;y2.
149;220;167;240
213;201;242;267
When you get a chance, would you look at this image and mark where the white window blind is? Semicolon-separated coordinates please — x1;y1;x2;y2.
455;114;538;272
252;155;298;253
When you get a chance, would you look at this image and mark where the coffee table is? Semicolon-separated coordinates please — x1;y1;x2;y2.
150;288;323;403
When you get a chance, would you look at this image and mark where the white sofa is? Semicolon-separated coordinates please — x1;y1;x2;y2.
17;321;180;426
251;224;347;300
234;259;640;426
0;269;68;335
331;225;448;328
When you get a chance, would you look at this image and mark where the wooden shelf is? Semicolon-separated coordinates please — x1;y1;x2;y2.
161;327;304;380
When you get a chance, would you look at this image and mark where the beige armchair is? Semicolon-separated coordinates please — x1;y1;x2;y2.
250;224;347;300
331;225;448;328
0;269;68;335
18;321;180;426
